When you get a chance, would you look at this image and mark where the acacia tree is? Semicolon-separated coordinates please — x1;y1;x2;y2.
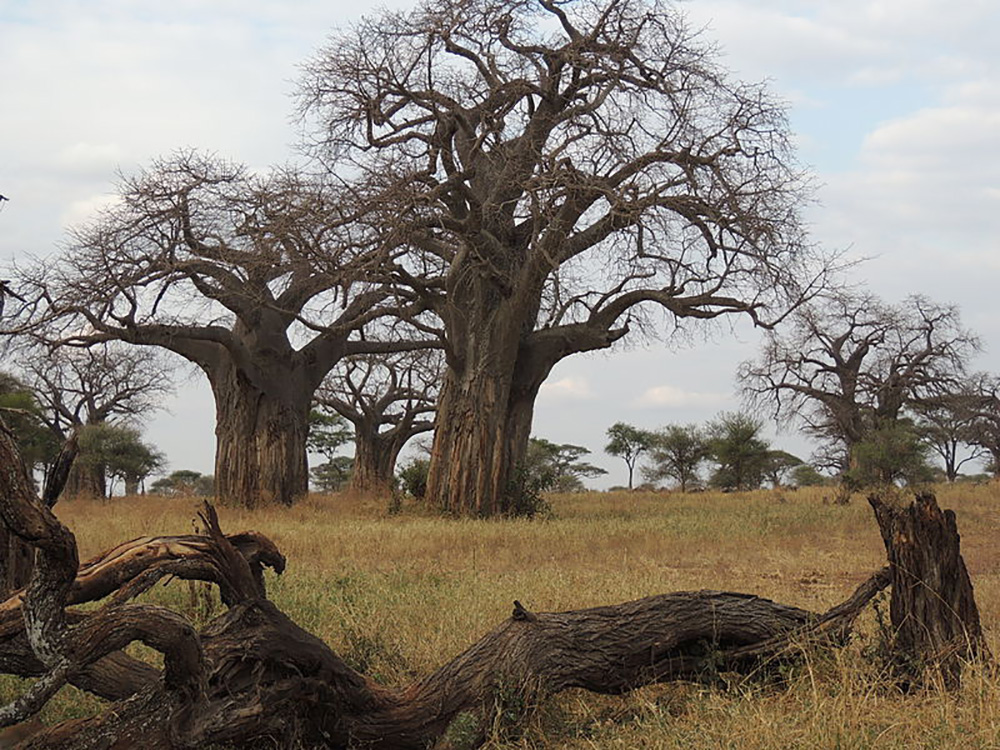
524;436;607;492
299;0;821;515
314;349;440;496
912;392;984;482
642;424;707;492
705;412;770;491
741;292;979;478
605;422;655;490
12;154;430;507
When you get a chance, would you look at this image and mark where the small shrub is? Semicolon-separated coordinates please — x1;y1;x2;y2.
397;459;429;499
501;464;552;519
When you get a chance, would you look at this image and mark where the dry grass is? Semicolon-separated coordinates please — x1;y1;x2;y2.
4;482;1000;747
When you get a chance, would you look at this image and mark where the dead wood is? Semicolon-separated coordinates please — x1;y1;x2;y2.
869;490;987;685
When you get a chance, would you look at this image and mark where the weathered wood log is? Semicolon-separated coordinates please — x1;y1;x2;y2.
8;567;891;749
868;490;987;686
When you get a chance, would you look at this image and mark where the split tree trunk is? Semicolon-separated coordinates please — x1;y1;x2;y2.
209;362;311;508
868;490;986;686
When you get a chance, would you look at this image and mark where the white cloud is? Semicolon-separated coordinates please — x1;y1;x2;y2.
686;0;1000;89
820;90;1000;243
53;143;127;177
60;193;122;229
633;384;729;409
539;377;594;401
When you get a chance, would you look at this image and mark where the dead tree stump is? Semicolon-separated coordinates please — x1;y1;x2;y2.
868;491;987;686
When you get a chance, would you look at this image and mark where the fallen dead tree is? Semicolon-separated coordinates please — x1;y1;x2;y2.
0;417;977;749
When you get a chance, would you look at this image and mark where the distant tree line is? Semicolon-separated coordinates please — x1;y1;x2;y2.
604;414;815;493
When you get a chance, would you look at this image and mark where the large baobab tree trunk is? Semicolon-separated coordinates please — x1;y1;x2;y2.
426;291;531;516
209;363;311;508
65;463;106;500
1;414;899;749
349;429;403;497
868;491;987;686
428;367;520;516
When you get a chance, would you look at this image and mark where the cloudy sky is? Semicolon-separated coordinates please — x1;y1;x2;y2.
1;0;998;488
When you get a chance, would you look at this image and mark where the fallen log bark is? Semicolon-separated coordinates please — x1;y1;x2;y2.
1;417;891;749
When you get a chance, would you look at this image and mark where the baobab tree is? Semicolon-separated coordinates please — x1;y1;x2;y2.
740;292;978;480
315;349;440;496
10;153;432;507
964;374;1000;477
16;342;172;498
912;392;985;482
300;0;824;515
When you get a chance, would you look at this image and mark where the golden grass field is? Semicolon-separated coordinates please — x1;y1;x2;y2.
4;483;1000;748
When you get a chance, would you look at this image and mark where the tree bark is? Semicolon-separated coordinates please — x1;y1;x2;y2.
349;428;402;497
426;298;607;515
64;463;105;500
209;360;311;508
868;491;987;686
0;419;37;597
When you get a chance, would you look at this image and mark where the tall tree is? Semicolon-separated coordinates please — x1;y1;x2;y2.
11;154;430;507
524;437;607;493
299;0;821;515
642;424;707;492
741;292;978;477
605;422;655;490
314;350;439;497
964;374;1000;479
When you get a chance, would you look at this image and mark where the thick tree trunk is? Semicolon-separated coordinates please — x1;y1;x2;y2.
64;464;105;500
349;430;401;497
1;419;36;597
868;491;986;686
427;302;572;516
428;369;518;516
209;362;310;508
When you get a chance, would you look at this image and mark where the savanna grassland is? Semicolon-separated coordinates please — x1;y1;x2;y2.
4;484;1000;749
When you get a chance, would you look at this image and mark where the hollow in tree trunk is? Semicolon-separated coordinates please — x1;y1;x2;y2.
868;490;987;686
209;363;310;508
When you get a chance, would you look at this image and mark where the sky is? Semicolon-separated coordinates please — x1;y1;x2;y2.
1;0;998;488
